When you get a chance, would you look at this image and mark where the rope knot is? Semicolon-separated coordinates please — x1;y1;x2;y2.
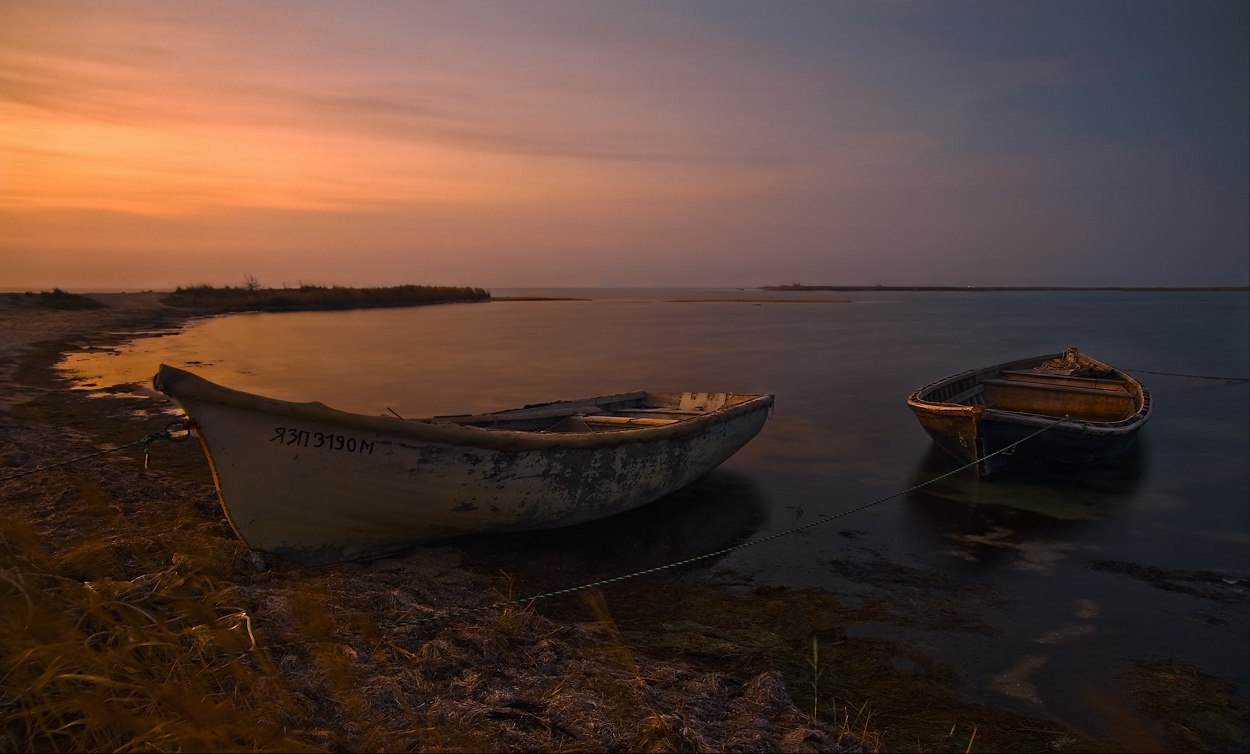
140;419;196;469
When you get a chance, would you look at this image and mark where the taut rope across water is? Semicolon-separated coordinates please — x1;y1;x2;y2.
380;415;1078;631
0;415;1090;644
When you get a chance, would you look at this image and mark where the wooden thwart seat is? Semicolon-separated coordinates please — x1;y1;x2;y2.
981;377;1136;421
997;370;1128;391
581;415;680;427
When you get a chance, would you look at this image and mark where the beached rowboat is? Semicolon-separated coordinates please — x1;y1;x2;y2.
907;348;1151;477
154;365;773;562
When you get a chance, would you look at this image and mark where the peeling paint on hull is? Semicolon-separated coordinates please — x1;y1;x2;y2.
155;365;772;561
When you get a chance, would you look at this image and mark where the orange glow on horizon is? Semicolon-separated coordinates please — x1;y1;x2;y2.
1;1;1244;290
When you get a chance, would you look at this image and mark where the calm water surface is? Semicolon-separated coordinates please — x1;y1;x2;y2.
63;289;1249;735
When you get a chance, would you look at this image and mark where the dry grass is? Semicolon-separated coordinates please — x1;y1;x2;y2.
0;465;870;752
1122;660;1250;752
0;477;305;751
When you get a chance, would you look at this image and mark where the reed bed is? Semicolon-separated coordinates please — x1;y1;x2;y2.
159;284;490;312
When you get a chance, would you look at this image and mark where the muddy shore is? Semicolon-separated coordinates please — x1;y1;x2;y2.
2;292;1239;752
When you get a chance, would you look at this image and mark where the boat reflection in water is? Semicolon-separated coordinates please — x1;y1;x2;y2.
902;439;1147;568
449;471;769;585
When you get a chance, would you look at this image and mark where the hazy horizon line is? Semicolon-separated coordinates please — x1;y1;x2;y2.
6;285;1249;295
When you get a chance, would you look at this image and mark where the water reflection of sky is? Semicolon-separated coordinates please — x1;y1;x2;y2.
61;289;1249;735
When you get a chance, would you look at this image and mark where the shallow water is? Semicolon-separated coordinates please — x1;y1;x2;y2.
62;289;1249;736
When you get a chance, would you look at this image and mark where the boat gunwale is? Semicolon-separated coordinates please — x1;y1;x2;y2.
154;364;774;452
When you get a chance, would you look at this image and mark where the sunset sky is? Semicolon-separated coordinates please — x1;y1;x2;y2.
2;1;1247;290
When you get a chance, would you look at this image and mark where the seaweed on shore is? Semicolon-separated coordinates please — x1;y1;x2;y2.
1089;560;1250;602
1123;661;1250;752
159;284;490;312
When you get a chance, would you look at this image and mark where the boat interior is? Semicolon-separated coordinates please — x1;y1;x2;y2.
933;367;1140;422
421;391;761;433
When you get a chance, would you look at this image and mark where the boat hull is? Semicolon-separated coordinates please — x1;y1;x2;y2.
907;350;1151;477
156;366;772;561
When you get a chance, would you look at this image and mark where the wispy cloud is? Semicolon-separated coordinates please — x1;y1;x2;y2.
1;0;1245;286
2;5;815;214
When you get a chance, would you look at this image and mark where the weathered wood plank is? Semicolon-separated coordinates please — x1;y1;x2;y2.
997;370;1128;391
582;416;681;427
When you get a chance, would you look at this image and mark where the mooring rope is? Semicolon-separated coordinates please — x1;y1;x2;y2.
0;413;1070;646
0;420;194;484
377;415;1077;632
0;433;167;483
1121;368;1248;382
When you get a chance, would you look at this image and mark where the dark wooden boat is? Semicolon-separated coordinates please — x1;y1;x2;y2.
907;348;1151;477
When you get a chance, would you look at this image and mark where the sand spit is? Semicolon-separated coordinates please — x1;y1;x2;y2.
0;293;868;752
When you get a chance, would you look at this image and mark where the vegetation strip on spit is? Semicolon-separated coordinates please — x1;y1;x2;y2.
159;283;490;312
3;289;109;310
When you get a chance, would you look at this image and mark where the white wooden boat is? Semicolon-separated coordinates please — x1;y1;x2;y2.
907;348;1151;477
154;365;773;562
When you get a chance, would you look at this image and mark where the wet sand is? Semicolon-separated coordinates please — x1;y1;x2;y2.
4;292;1239;752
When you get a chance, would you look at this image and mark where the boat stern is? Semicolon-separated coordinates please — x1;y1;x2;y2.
907;391;982;467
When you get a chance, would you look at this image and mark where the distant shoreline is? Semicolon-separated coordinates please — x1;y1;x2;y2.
762;285;1250;292
492;296;591;301
667;298;851;303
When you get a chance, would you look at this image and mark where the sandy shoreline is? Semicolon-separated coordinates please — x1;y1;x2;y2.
6;292;1240;752
2;292;881;751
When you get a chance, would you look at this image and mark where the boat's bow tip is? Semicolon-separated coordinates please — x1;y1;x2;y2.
152;362;174;392
153;362;212;400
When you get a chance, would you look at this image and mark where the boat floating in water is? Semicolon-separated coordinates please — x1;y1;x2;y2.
154;364;773;562
907;348;1151;477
